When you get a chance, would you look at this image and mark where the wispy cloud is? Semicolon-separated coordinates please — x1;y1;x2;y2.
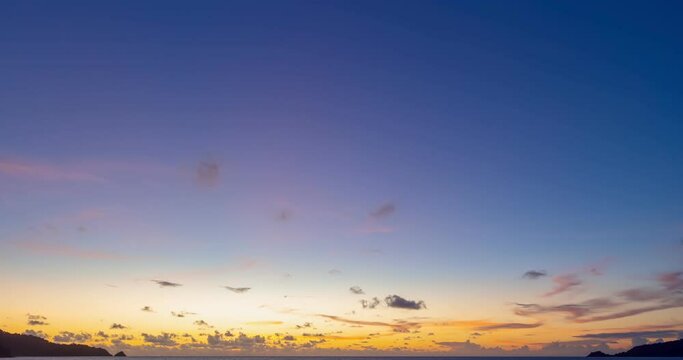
17;241;120;260
196;160;220;188
245;321;284;326
224;286;251;293
370;203;396;219
0;158;103;182
141;306;154;312
474;322;543;331
110;323;127;329
171;311;196;318
317;314;420;333
543;274;581;297
575;329;683;340
152;280;182;287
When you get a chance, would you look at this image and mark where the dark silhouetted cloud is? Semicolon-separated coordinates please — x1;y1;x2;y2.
194;320;213;329
283;335;295;341
474;322;543;331
141;306;154;312
142;332;177;346
152;279;182;287
22;329;47;338
53;331;92;343
349;286;365;295
296;322;312;329
361;297;380;309
196;161;220;188
95;331;109;339
26;314;48;326
110;323;127;329
523;270;547;279
385;295;426;310
206;331;266;349
370;203;396;219
544;274;581;297
27;320;48;326
225;286;251;293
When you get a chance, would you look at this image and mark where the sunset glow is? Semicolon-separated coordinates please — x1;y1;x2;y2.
1;0;682;356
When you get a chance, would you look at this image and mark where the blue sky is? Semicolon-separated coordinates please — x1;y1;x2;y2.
1;0;682;356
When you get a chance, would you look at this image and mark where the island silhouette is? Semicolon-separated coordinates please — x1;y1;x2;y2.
587;339;683;357
0;330;112;357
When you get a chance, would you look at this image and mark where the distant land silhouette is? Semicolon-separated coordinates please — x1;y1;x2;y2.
0;330;111;357
588;339;683;357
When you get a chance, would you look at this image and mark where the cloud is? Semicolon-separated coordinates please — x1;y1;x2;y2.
245;321;283;326
110;323;127;329
277;209;293;221
514;297;620;321
141;306;154;312
26;314;48;326
544;274;582;297
17;241;119;260
658;271;683;291
328;269;342;275
349;286;365;295
317;314;420;333
474;322;543;331
0;159;103;182
53;331;92;343
515;289;683;324
205;331;266;349
370;203;396;219
523;270;547;279
171;311;196;318
385;295;426;310
296;322;312;329
361;297;380;309
575;329;683;340
152;280;182;287
95;331;109;339
22;329;47;338
573;299;683;323
434;339;614;356
194;320;213;329
27;320;48;326
282;335;296;341
196;160;220;188
142;332;178;346
225;286;251;293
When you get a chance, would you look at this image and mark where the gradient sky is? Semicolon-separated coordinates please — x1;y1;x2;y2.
1;0;683;356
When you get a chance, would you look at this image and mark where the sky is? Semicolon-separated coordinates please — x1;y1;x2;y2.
1;0;683;356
